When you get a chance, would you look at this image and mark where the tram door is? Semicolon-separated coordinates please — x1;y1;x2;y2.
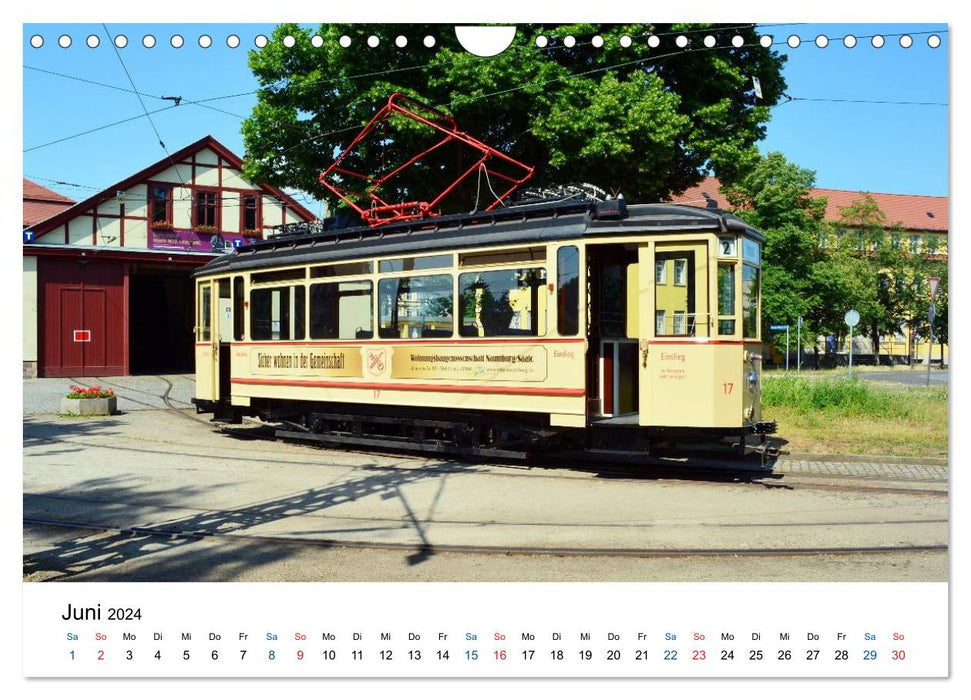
637;240;710;427
215;278;233;401
587;247;639;417
196;278;233;403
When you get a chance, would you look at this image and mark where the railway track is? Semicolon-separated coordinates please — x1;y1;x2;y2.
25;394;949;580
53;377;951;495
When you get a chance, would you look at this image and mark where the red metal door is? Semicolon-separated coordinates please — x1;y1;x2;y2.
57;287;84;374
39;258;126;377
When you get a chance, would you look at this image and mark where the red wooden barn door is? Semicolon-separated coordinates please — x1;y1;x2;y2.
39;258;126;377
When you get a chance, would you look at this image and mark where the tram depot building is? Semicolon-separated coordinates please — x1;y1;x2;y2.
22;135;315;378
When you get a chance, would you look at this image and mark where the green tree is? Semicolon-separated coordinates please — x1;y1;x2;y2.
720;152;827;358
907;261;947;360
834;194;930;364
807;247;880;348
242;23;786;214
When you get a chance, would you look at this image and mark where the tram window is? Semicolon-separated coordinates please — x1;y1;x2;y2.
233;276;244;341
217;278;232;342
199;285;211;342
459;268;547;337
310;281;374;339
379;254;453;273
251;286;306;341
378;274;453;339
460;247;546;267
717;263;736;336
557;246;579;336
654;251;696;336
310;261;373;278
743;238;761;264
742;264;760;338
252;268;307;284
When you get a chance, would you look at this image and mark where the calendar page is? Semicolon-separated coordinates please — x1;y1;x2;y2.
14;1;958;696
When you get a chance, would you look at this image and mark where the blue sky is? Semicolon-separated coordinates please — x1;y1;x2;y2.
21;20;948;219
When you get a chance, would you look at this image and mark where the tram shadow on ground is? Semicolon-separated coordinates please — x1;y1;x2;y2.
533;444;789;485
252;422;790;486
24;456;479;582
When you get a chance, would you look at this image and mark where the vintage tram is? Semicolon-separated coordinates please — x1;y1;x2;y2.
192;197;776;461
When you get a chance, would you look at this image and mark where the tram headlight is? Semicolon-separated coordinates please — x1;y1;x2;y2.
748;370;759;394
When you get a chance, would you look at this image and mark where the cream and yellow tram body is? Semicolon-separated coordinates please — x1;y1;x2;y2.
192;200;774;458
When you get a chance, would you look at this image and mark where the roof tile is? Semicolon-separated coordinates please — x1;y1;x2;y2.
665;176;948;232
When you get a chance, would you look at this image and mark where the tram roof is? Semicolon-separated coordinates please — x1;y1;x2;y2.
194;199;763;277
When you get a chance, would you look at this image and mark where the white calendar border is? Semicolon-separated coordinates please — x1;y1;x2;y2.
8;0;963;696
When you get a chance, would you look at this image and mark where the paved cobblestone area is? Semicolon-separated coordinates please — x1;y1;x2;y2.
23;374;196;415
777;459;947;481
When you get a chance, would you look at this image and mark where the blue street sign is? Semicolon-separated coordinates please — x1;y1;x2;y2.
769;324;789;331
23;229;35;243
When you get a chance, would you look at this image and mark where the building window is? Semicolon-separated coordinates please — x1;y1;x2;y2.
909;235;921;253
891;234;902;249
655;310;666;335
194;190;218;229
673;311;687;335
378;274;453;339
242;194;261;234
655;260;667;284
673;259;687;286
149;184;171;225
926;236;939;254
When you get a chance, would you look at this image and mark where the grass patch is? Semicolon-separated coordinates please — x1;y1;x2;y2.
762;376;948;458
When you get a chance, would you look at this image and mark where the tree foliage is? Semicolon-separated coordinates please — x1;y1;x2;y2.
241;23;786;215
721;152;827;348
832;194;944;361
723;153;947;363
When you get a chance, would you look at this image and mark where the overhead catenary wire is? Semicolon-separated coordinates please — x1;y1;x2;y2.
25;23;948;157
24;23;947;213
102;23;188;188
779;95;947;107
25;173;321;213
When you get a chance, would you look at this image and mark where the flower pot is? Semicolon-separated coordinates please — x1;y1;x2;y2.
60;396;117;416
